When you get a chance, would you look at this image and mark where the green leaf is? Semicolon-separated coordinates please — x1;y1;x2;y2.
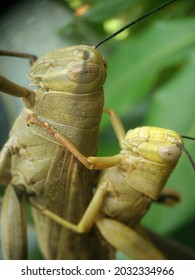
83;0;137;22
102;19;195;128
141;53;195;234
145;53;195;132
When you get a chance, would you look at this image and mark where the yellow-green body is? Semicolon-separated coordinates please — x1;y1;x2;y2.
99;126;182;221
96;126;183;259
0;45;109;259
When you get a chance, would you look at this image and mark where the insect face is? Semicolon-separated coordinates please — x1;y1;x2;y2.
29;45;107;93
122;126;183;165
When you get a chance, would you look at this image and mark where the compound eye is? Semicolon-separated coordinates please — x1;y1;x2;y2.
67;63;99;83
158;145;181;161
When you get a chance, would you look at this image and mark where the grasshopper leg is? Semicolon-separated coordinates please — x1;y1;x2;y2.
103;108;126;143
0;75;35;108
28;195;165;260
157;188;181;206
0;145;11;177
0;50;37;65
1;185;27;259
28;179;109;234
27;114;122;170
96;217;165;260
0;51;36;107
0;140;27;259
0;75;33;98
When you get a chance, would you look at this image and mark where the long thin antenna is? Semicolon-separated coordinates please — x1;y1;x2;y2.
94;0;176;48
181;135;195;141
177;139;195;171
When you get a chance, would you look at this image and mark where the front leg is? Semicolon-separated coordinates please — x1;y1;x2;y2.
27;114;122;170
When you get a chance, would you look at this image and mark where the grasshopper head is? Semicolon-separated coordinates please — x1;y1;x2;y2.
121;126;183;200
29;45;107;93
122;126;183;165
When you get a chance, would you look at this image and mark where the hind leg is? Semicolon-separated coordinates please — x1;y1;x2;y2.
96;217;165;260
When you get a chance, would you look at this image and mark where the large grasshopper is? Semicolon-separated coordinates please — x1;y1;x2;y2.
28;109;195;260
0;1;177;259
0;45;113;260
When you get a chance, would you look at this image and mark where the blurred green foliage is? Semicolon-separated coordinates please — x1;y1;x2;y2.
61;0;195;254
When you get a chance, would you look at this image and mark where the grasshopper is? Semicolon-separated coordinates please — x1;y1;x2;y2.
28;109;195;260
0;1;176;259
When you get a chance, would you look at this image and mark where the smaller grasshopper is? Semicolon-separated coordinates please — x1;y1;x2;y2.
27;109;195;259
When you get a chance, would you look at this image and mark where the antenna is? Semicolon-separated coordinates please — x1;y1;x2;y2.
181;135;195;141
178;135;195;171
94;0;176;48
177;142;195;171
